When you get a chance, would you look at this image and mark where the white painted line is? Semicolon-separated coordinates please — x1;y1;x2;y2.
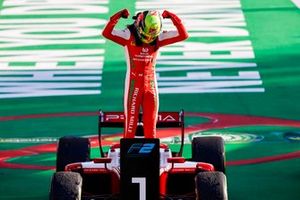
292;0;300;8
0;137;58;143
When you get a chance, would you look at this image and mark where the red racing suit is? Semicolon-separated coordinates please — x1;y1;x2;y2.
102;10;188;138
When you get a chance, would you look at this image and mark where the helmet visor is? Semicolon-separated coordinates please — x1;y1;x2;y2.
139;29;157;43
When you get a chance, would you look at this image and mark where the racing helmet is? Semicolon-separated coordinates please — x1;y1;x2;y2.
134;10;162;44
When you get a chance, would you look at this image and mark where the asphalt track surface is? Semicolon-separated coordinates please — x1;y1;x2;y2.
1;0;300;199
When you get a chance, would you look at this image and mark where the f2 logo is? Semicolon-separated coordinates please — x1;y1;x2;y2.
127;143;155;155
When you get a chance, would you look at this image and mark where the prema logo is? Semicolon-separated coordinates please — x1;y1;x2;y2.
157;115;177;122
105;114;125;121
104;113;179;122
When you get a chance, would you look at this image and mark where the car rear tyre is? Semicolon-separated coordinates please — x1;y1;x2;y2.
56;136;90;171
192;136;225;173
49;171;82;200
195;171;227;200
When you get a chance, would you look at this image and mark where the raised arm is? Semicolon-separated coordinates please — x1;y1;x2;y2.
157;10;189;47
102;9;131;46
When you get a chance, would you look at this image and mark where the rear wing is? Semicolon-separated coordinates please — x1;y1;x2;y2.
97;110;185;157
99;110;184;128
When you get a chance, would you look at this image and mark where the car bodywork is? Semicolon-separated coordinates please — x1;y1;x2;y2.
49;110;227;200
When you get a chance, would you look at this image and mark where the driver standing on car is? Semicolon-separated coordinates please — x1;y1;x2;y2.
102;9;188;138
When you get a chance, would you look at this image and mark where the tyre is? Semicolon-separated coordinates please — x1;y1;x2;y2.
195;171;227;200
49;171;82;200
192;136;225;173
56;136;90;171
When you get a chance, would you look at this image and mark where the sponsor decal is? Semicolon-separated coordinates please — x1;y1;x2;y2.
142;47;149;53
128;88;140;133
157;115;177;122
105;114;125;121
103;112;179;123
127;143;156;155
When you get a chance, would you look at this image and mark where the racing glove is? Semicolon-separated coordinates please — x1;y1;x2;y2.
110;9;130;21
162;10;182;24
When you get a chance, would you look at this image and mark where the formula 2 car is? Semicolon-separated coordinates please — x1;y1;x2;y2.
49;110;227;200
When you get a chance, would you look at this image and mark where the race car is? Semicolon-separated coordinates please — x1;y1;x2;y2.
49;110;227;200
